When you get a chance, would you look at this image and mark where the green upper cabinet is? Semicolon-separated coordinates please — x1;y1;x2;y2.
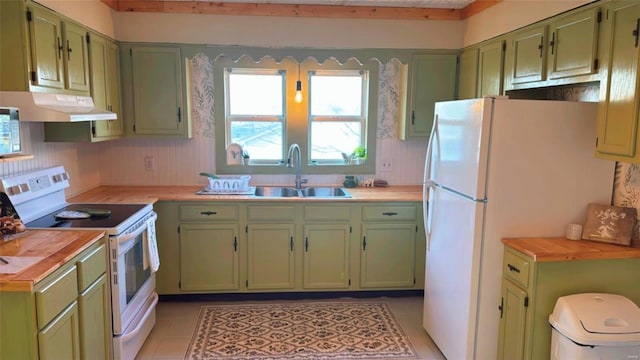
400;54;457;139
457;47;479;99
27;5;90;94
596;1;640;162
505;25;548;85
43;33;123;142
122;46;191;138
478;40;505;97
547;7;601;80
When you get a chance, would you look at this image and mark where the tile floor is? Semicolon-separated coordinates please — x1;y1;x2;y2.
135;296;446;360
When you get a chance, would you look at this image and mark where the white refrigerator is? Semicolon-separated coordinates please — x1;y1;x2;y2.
422;97;615;360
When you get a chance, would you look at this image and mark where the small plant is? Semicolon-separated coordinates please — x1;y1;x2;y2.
352;146;367;159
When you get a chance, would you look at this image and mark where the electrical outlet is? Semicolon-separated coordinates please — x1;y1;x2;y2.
144;156;155;171
381;160;393;172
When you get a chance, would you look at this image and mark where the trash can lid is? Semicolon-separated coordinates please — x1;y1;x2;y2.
549;293;640;346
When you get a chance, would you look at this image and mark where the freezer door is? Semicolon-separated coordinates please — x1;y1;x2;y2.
423;185;485;360
427;98;492;200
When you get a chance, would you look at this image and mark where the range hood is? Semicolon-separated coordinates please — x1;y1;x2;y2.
0;91;117;122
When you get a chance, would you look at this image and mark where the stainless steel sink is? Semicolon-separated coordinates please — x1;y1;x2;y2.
254;186;299;197
253;186;351;198
301;187;351;198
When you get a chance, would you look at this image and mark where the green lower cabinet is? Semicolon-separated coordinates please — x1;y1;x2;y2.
360;223;416;288
38;301;80;360
499;246;640;360
78;274;110;360
247;223;296;290
303;224;350;289
179;223;240;291
497;279;527;360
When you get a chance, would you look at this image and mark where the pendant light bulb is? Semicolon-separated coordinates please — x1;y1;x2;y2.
295;63;303;103
295;80;303;103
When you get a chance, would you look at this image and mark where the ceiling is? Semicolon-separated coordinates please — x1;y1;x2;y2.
168;0;476;9
102;0;499;20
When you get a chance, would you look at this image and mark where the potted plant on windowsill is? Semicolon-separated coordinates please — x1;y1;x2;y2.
351;146;367;165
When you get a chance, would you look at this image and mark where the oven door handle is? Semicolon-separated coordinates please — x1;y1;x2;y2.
115;212;157;245
119;292;159;342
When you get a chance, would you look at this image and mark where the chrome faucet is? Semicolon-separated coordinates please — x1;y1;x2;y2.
287;143;308;190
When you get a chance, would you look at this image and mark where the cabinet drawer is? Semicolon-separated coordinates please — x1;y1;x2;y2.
180;204;239;221
76;244;106;292
36;266;78;329
248;205;295;221
304;206;351;221
362;205;417;221
503;250;530;288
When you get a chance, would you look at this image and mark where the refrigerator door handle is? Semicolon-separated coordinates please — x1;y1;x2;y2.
424;183;435;251
424;114;439;185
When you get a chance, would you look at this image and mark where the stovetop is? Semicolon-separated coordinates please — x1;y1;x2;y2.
26;203;151;234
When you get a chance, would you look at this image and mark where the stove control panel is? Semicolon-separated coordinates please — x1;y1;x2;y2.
0;165;70;206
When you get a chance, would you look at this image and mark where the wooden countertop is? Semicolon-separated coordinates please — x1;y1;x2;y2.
0;230;105;292
69;185;424;204
502;237;640;262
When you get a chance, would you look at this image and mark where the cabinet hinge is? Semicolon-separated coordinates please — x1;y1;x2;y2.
133;124;136;132
26;9;32;22
413;277;416;285
178;281;181;289
595;137;599;147
416;225;418;233
597;10;602;23
91;125;96;137
245;225;248;233
524;296;529;308
30;71;36;82
129;48;132;56
350;226;352;233
177;225;180;234
348;279;351;286
246;280;249;288
86;34;90;44
594;58;599;71
502;40;506;52
499;297;504;318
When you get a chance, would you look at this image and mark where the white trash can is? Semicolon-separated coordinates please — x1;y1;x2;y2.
549;293;640;360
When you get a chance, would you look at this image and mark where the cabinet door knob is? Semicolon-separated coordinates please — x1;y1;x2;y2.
633;18;640;48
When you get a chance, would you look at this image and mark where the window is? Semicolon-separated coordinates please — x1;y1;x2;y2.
225;69;285;162
213;55;378;175
309;70;368;164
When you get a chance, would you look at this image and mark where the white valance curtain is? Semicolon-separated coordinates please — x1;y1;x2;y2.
188;53;404;140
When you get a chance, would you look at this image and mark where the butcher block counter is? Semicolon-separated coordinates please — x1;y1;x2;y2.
502;236;640;262
0;230;105;291
68;185;423;204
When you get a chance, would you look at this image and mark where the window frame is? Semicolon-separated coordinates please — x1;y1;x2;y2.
213;55;378;175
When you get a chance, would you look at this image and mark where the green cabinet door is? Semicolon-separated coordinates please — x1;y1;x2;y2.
457;47;479;100
596;1;640;161
247;223;295;290
360;223;416;288
303;224;350;289
478;40;505;97
28;6;65;90
179;223;240;291
78;274;109;360
548;7;600;80
38;302;81;360
401;54;457;139
497;279;528;360
130;46;190;137
105;40;124;137
507;25;547;85
63;21;90;93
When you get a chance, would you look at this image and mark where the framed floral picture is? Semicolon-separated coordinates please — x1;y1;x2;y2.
582;203;637;246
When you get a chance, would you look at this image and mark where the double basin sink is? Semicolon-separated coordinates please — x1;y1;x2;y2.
254;186;351;198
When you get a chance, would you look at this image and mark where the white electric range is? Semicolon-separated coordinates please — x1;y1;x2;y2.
1;165;158;360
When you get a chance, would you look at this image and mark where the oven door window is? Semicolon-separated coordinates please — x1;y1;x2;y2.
116;231;151;308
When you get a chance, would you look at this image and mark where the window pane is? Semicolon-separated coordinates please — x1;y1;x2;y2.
230;122;283;160
311;122;361;160
229;74;283;116
310;75;362;116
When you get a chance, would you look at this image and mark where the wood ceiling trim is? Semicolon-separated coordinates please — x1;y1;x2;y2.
102;0;501;20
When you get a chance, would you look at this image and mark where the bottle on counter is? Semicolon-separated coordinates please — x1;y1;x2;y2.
343;176;357;188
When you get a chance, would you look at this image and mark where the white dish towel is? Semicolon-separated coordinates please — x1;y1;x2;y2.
145;214;160;273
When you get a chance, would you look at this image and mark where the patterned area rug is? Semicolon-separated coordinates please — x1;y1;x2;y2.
184;302;419;360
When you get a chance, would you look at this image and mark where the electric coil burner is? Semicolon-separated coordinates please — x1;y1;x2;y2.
1;166;158;360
